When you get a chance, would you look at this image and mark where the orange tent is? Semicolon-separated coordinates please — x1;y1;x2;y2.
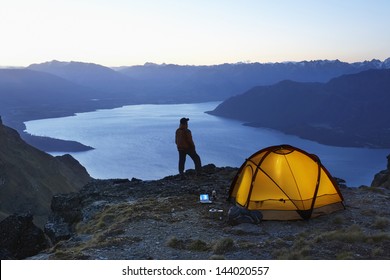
228;145;345;220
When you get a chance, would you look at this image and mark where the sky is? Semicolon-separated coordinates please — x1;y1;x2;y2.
1;0;389;67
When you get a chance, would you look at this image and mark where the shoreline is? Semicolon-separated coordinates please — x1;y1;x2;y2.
21;132;94;153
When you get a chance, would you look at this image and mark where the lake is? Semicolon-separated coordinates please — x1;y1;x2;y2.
24;102;390;187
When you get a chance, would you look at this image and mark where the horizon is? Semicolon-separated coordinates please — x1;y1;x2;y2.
1;0;390;67
1;56;389;70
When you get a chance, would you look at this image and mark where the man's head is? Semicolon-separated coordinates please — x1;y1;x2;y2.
180;117;189;125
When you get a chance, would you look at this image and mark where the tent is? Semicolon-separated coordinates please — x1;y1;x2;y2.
228;145;345;220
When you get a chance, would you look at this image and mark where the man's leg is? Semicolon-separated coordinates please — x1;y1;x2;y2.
178;150;187;176
188;149;202;175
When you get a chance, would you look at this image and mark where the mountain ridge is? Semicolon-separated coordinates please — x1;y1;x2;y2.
209;68;390;148
1;57;390;151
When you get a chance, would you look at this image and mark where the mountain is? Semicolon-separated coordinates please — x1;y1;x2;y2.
1;58;389;152
0;68;137;151
118;59;390;101
27;60;139;99
209;69;390;148
28;58;390;103
0;119;91;227
0;68;105;123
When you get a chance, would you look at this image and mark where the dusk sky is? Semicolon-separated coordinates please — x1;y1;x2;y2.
1;0;389;67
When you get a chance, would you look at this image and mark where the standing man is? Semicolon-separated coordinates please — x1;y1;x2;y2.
175;117;202;178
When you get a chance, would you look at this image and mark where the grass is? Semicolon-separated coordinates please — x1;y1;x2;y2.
319;224;366;243
276;245;312;260
50;198;168;259
336;251;354;260
273;233;312;260
188;239;209;251
166;236;234;256
331;215;345;225
372;217;390;230
75;195;192;235
212;238;234;254
270;222;390;260
166;236;186;250
166;237;209;252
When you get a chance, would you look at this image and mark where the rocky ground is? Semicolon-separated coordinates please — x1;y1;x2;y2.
28;164;390;260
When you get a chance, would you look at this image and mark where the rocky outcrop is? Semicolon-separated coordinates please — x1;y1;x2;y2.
0;214;48;259
27;163;390;260
44;193;83;244
371;154;390;188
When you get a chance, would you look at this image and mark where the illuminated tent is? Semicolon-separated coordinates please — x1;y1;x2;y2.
228;145;345;220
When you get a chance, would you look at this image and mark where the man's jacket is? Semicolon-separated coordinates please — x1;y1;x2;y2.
175;125;195;151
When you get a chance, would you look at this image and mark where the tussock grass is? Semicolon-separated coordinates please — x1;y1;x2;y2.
166;237;209;251
276;245;311;260
212;238;234;254
188;239;209;251
76;195;192;235
336;251;354;260
236;240;258;249
372;217;390;230
318;224;390;244
319;224;366;243
273;234;312;260
166;236;186;250
331;215;345;225
360;209;377;216
369;233;390;243
209;255;225;260
371;247;384;257
51;194;201;259
76;202;135;234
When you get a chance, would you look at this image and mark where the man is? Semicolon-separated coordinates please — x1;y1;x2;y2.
175;117;202;178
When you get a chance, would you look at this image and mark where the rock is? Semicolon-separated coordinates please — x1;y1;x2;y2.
24;164;390;260
202;163;217;173
371;154;390;188
0;214;48;259
44;193;82;244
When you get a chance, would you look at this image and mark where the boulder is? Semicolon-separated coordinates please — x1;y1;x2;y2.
371;154;390;188
44;193;82;244
0;214;48;259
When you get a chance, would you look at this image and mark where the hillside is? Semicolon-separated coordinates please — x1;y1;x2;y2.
0;120;91;227
0;68;137;151
27;162;390;260
209;69;390;148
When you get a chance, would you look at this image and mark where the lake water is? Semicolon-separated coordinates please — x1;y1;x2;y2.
24;102;390;187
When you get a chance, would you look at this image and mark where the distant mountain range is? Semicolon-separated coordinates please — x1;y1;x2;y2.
208;69;390;148
0;120;91;227
0;58;389;150
28;58;390;103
